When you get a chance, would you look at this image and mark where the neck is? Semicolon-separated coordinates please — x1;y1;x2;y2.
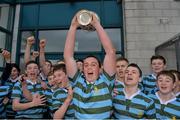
124;85;138;97
158;91;175;103
116;76;124;83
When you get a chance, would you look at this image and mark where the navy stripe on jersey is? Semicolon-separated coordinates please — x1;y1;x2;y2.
142;74;157;95
0;86;10;118
149;93;180;119
113;89;156;119
11;81;45;118
52;88;74;118
71;70;115;119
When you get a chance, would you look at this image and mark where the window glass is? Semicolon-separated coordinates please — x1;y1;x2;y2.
0;32;6;67
38;28;121;52
0;4;10;29
20;31;35;52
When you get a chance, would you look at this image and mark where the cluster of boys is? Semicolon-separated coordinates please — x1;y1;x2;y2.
0;12;179;119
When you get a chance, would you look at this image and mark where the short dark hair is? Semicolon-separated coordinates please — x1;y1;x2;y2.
83;55;101;67
45;60;52;67
116;57;129;63
76;59;83;63
11;63;21;73
25;61;39;69
127;63;142;77
157;70;176;83
151;55;166;65
53;64;66;74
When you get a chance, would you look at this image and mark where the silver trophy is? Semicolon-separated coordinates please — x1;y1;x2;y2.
77;9;100;31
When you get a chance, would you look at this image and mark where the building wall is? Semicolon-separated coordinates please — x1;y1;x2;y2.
124;0;180;74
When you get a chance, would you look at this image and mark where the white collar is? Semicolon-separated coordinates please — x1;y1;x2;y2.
155;92;176;105
9;76;20;83
40;72;46;81
26;79;37;85
151;73;156;79
123;88;140;100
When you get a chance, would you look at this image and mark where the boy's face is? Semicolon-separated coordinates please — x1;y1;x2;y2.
116;60;128;80
48;75;55;86
124;66;140;86
83;57;100;82
43;61;52;75
151;59;166;74
53;70;67;85
11;67;19;79
157;75;175;95
26;63;39;80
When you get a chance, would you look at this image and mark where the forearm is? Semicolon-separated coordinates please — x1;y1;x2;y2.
53;99;71;119
24;45;31;64
39;48;45;67
94;23;115;54
13;100;34;111
1;63;12;83
64;25;77;59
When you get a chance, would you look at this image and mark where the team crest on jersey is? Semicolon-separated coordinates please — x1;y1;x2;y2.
138;111;143;118
172;116;176;120
94;86;99;94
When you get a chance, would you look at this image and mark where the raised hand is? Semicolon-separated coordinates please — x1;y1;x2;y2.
71;13;80;28
39;39;46;49
66;86;73;102
32;51;39;60
1;49;11;63
27;36;35;46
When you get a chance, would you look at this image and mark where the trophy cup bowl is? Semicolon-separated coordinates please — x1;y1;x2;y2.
77;9;100;31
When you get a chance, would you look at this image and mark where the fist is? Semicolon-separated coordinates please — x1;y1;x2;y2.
1;50;11;60
32;51;39;58
39;39;46;48
27;36;35;45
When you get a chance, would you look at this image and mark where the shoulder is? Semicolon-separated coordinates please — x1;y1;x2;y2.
138;92;154;104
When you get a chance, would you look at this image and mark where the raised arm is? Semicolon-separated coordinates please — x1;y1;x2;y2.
24;36;35;64
1;50;12;85
63;15;80;78
91;14;116;76
39;39;50;78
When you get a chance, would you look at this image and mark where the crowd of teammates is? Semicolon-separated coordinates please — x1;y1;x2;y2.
0;11;180;119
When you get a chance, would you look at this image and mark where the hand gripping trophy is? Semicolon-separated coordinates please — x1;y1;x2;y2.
76;9;100;31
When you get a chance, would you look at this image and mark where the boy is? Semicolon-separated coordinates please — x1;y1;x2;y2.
113;63;155;119
149;70;180;119
11;61;46;119
64;12;116;119
52;64;73;119
142;55;166;95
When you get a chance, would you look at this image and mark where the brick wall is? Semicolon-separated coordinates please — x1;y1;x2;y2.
124;0;180;74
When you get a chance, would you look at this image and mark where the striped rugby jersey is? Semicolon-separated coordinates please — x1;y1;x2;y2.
11;80;45;119
0;86;10;118
4;79;18;118
44;88;54;118
70;70;115;119
113;89;156;119
52;87;74;118
142;74;158;95
149;92;180;119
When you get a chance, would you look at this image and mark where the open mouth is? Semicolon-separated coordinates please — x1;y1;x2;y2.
127;77;133;81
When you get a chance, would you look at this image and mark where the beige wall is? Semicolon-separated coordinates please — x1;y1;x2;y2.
124;0;180;75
